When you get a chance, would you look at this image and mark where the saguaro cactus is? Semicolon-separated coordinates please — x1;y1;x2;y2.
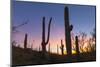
24;33;28;49
41;17;52;55
60;39;64;55
75;36;80;55
64;6;73;60
75;36;80;60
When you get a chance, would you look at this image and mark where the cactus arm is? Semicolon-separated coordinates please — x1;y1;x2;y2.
42;17;45;44
45;17;52;45
70;25;73;31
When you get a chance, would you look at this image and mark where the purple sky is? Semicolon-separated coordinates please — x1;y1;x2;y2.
12;1;96;54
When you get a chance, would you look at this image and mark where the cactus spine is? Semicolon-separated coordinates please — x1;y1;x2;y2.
64;6;73;60
24;33;28;49
41;17;52;55
60;39;64;55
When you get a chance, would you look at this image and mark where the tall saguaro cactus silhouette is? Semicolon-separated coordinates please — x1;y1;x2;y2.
60;39;64;55
75;36;80;60
64;6;73;60
24;33;28;49
41;17;52;55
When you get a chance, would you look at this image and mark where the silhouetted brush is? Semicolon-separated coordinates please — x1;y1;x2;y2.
60;39;64;55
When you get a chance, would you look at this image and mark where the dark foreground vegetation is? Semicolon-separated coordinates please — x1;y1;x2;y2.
12;46;96;66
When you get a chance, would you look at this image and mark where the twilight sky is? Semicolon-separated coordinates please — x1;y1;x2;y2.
12;1;96;54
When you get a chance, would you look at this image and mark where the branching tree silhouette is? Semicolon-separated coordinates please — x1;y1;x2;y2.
91;28;96;40
79;32;87;52
90;28;96;52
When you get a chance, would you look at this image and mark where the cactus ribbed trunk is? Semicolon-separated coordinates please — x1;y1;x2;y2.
64;6;73;61
41;17;52;56
75;36;80;60
24;33;27;49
